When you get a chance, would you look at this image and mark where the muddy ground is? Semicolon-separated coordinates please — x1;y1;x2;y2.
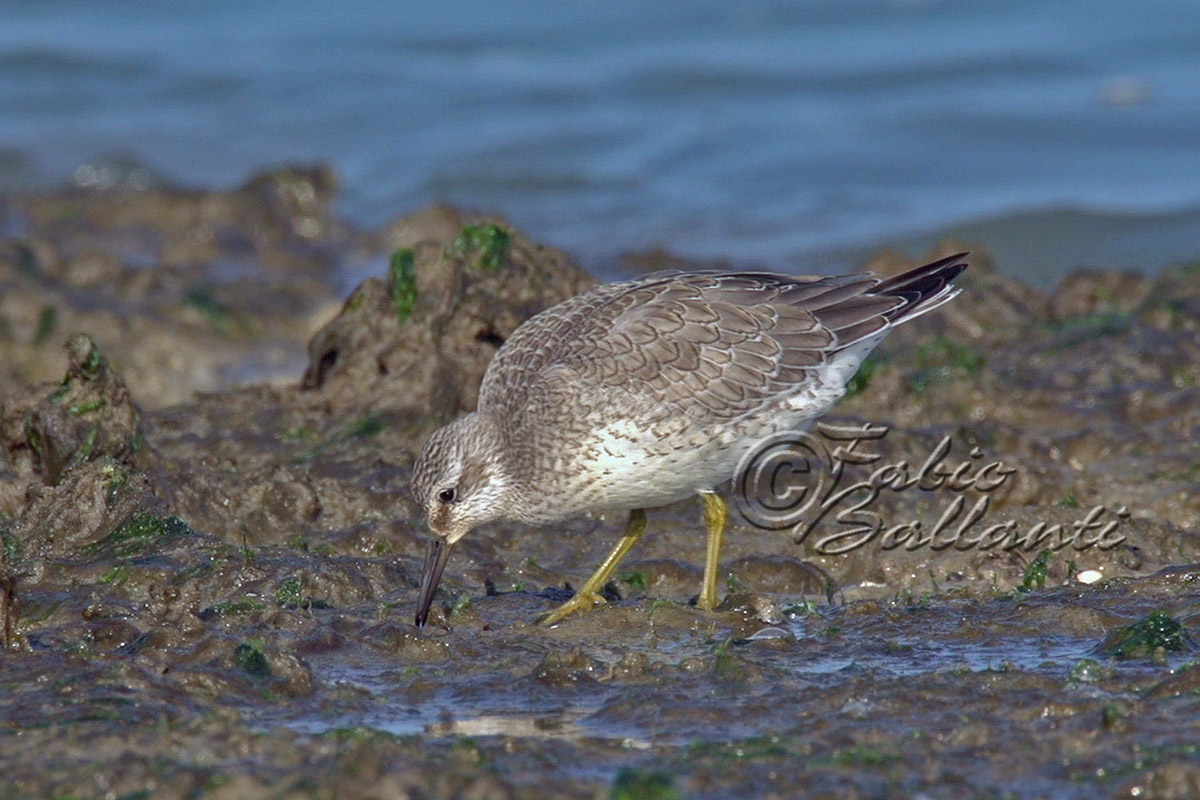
1;169;1199;799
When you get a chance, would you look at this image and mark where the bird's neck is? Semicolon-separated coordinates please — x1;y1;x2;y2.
461;410;517;516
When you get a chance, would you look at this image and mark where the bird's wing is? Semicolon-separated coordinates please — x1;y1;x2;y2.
479;254;968;433
477;275;654;412
479;271;876;424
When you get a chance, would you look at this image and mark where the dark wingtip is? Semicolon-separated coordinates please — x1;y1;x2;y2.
875;252;969;317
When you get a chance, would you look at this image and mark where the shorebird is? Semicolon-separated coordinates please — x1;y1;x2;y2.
410;253;968;626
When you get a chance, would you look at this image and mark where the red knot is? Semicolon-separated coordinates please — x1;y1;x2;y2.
411;253;969;626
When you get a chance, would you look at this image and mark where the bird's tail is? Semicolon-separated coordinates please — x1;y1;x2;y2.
876;252;969;325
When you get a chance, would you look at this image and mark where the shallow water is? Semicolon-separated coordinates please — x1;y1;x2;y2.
3;0;1200;281
276;620;1106;740
258;590;1193;752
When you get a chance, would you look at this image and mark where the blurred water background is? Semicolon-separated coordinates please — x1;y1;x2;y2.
1;0;1198;285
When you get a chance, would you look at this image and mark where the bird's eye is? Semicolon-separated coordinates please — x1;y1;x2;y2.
438;488;457;504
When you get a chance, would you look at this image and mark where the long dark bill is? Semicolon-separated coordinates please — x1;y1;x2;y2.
415;538;451;627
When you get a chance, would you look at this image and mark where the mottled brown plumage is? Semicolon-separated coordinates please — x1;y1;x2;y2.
411;253;969;625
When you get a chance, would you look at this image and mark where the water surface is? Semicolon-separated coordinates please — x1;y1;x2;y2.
2;0;1199;282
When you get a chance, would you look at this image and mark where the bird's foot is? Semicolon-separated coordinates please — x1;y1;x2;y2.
695;590;719;612
537;590;607;626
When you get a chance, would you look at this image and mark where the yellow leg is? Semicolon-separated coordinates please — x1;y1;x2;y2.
698;492;727;611
538;509;647;626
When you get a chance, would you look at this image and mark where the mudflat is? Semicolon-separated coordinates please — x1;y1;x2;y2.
1;170;1198;799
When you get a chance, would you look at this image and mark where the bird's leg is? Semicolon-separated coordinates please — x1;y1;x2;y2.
538;509;647;626
697;491;727;611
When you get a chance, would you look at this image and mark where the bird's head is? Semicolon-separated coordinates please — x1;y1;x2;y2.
410;411;510;625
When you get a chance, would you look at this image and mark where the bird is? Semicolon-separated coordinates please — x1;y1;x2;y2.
410;253;969;626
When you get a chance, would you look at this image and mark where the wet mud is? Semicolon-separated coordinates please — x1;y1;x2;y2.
1;170;1199;799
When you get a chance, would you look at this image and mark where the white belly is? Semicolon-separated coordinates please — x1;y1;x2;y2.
529;341;877;519
565;402;829;513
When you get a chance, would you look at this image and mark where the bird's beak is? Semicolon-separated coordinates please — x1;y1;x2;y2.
415;537;452;627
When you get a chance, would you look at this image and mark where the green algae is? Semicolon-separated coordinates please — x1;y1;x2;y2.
829;744;901;769
686;736;788;763
67;399;106;416
1018;549;1053;592
89;512;195;558
292;411;385;462
97;565;129;586
275;576;330;610
388;248;418;321
234;641;271;679
906;336;986;393
33;305;57;346
279;425;314;443
320;726;401;743
1;525;21;564
1095;611;1195;659
609;769;681;800
99;459;130;504
843;355;878;400
184;286;234;333
453;224;511;273
275;577;303;608
1045;311;1133;347
783;599;820;617
621;570;648;591
81;341;104;375
199;598;266;619
448;594;472;619
347;411;385;439
1068;658;1105;685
